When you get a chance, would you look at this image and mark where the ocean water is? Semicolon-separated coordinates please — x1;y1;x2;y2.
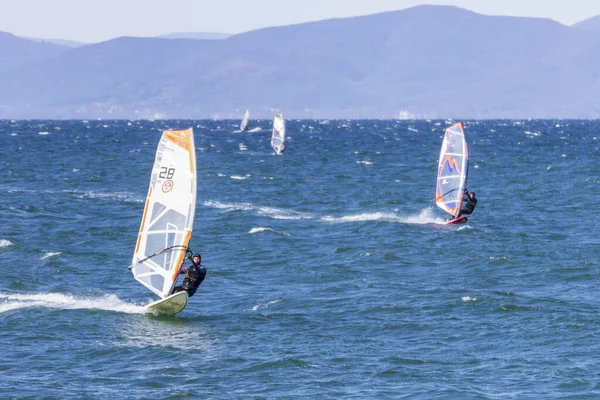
1;119;600;399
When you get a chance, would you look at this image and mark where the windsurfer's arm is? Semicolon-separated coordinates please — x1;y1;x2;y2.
178;263;189;275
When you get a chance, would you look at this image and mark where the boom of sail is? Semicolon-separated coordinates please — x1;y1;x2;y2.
131;128;197;298
435;122;469;218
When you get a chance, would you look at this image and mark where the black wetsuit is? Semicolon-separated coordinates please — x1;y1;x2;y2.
172;262;206;297
457;193;477;217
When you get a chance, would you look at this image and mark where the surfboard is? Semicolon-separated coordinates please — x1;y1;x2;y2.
146;291;189;315
128;128;197;315
271;114;286;155
435;122;469;224
447;215;468;224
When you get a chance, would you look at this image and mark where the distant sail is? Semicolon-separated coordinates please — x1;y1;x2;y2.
131;128;197;298
435;122;468;218
240;110;249;132
271;114;286;155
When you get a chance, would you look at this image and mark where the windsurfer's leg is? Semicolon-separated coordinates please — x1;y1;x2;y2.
171;286;184;295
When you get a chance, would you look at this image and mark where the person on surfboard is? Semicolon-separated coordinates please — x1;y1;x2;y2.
456;189;477;218
171;253;206;297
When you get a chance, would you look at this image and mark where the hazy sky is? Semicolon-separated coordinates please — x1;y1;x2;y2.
1;0;599;43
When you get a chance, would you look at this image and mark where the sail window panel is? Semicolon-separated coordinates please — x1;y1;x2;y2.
150;202;168;223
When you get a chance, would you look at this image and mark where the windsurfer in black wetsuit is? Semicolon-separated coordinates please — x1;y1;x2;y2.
171;253;206;297
456;190;477;218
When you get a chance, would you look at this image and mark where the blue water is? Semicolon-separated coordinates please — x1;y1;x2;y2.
1;119;600;399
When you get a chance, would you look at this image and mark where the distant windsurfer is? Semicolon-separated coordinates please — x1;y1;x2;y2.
456;190;477;218
171;253;206;297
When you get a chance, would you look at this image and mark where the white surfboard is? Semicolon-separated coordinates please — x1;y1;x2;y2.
146;291;189;315
128;128;197;315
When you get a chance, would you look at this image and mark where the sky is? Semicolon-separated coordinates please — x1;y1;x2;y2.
1;0;599;43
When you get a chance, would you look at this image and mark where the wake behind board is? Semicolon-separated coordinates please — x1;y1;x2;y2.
447;216;467;225
146;291;188;315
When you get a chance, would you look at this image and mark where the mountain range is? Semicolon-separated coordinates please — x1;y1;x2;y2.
0;5;599;119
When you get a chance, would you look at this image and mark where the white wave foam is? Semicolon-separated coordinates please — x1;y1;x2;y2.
256;205;310;219
0;292;146;314
204;200;312;220
66;190;144;203
322;208;447;225
204;200;251;211
251;299;281;311
404;208;448;224
38;131;50;135
0;239;14;247
41;252;61;260
357;160;373;165
462;296;479;302
321;212;401;223
248;127;262;132
249;227;291;236
230;175;247;180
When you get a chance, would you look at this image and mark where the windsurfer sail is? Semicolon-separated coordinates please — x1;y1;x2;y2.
130;128;197;304
435;122;469;220
240;110;249;132
271;114;286;155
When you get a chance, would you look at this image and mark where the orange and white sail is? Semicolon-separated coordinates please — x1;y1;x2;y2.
435;122;469;218
131;128;197;298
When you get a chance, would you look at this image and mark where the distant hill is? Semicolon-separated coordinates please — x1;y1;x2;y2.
26;37;87;47
0;31;71;75
0;5;599;119
572;15;600;30
157;32;231;40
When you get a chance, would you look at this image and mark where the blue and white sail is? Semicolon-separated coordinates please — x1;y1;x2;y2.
435;122;469;218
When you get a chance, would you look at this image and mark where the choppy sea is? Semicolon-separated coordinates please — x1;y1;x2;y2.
1;119;600;399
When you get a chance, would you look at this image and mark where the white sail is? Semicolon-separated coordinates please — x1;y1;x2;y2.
240;110;249;132
271;114;286;155
435;122;469;218
131;128;197;298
